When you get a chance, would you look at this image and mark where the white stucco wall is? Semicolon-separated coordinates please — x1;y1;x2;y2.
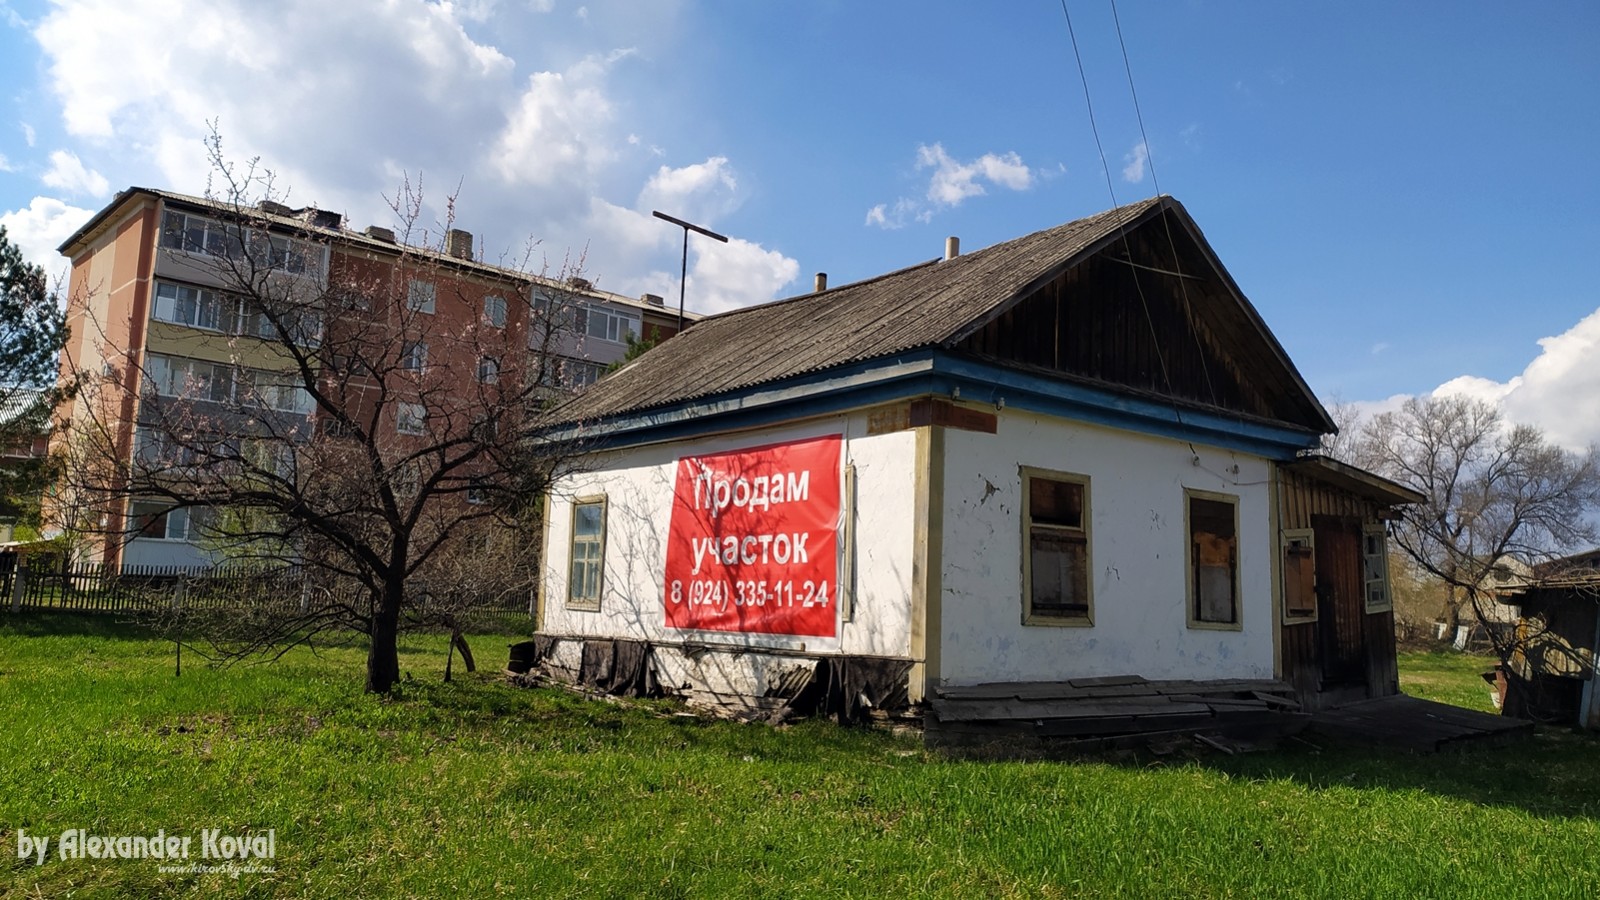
936;409;1277;686
540;413;919;694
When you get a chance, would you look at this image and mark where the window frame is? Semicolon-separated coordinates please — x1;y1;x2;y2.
407;279;436;314
567;495;607;611
396;402;426;436
477;356;500;384
1281;528;1318;624
1020;466;1093;627
1185;488;1243;631
483;295;508;329
1362;523;1393;613
401;341;428;373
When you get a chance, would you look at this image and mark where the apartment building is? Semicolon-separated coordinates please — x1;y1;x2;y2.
53;187;696;569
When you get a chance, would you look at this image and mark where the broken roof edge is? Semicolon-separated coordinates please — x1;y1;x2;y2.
1285;454;1427;507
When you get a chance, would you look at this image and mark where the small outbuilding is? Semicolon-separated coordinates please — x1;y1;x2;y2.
527;196;1418;719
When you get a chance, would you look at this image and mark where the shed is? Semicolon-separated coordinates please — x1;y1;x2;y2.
527;196;1415;718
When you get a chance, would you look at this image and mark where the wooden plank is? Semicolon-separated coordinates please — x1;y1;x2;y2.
1067;675;1149;688
1035;712;1216;737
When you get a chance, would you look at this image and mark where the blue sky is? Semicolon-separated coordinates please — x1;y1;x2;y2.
2;1;1596;444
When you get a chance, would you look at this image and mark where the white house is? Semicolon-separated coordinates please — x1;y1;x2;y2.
530;197;1418;713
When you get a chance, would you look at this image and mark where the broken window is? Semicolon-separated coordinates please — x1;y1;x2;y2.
568;497;607;609
1188;492;1239;627
1282;529;1316;621
1363;524;1391;612
1022;469;1090;623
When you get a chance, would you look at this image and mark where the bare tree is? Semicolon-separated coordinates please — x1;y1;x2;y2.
56;139;589;692
1352;394;1600;659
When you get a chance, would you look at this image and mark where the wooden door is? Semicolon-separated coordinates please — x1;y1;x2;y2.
1313;516;1365;684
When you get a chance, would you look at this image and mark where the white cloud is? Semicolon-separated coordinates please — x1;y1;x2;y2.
40;149;109;197
25;1;794;314
0;195;95;275
1121;141;1148;184
491;49;634;190
0;154;11;173
683;238;799;315
637;156;738;225
21;123;36;147
1349;307;1600;452
867;143;1033;229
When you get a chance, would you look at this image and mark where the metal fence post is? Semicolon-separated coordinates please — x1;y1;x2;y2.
172;575;186;612
9;563;23;613
300;580;310;615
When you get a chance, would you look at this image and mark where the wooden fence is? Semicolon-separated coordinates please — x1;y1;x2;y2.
0;554;533;629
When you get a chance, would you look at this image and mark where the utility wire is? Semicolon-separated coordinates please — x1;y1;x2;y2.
1060;0;1198;458
1110;0;1221;413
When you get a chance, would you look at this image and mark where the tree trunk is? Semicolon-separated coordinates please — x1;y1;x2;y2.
366;585;403;693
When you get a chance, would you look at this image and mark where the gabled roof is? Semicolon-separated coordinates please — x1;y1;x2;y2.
547;196;1333;436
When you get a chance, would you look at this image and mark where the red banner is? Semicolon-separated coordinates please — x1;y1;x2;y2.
663;435;841;636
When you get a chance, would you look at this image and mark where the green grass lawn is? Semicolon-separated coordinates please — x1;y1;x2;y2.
1;616;1596;898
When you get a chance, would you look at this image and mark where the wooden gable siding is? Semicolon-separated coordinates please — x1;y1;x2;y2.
1278;469;1400;708
954;222;1280;424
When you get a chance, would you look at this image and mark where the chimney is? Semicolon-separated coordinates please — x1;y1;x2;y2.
944;236;960;260
364;225;395;243
814;272;828;292
640;293;665;306
258;200;294;217
566;275;593;292
447;228;473;260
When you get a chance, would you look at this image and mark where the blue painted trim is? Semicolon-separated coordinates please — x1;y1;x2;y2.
544;349;1321;458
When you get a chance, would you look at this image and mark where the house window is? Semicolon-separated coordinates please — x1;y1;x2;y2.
1021;468;1091;624
1282;529;1317;622
568;497;606;609
1187;491;1240;628
477;356;500;384
396;402;426;436
1363;524;1392;612
402;341;428;373
407;279;436;314
484;295;507;328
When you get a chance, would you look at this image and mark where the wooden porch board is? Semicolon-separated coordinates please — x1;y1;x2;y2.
1307;694;1533;753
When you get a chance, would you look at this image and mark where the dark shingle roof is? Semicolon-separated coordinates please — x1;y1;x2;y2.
550;197;1171;425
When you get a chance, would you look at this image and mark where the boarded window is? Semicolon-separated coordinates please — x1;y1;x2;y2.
1282;529;1316;621
1363;525;1391;612
1189;493;1238;626
1023;470;1090;623
568;498;606;609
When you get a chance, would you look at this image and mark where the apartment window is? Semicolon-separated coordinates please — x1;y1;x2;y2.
402;341;428;373
144;354;236;404
467;478;488;505
242;370;312;414
477;356;500;384
1363;524;1392;612
159;211;310;274
407;279;436;314
1187;491;1240;628
1282;529;1317;622
250;304;322;348
1021;468;1091;624
582;305;639;344
484;295;508;328
153;281;234;332
568;497;606;609
129;501;196;541
161;211;242;259
396;402;426;436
